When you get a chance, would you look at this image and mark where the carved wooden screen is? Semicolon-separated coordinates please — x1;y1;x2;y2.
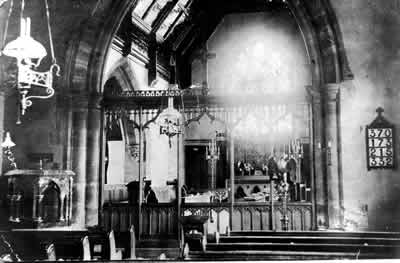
232;103;311;176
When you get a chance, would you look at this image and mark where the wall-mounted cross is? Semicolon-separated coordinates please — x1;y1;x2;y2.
376;107;384;116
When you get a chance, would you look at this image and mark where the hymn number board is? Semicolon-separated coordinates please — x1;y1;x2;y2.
366;108;396;170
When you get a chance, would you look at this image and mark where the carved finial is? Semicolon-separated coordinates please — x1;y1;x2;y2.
376;107;384;116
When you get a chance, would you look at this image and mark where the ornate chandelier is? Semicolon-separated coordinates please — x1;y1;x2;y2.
1;0;60;122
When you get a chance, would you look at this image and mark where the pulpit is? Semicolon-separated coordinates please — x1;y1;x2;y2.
4;169;74;228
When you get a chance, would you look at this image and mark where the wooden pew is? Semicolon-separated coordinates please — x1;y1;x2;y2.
0;230;110;261
46;243;56;261
158;252;167;260
182;243;190;260
109;230;123;260
82;236;91;261
129;225;136;259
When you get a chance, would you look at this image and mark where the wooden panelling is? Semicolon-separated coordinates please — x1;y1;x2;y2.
102;203;177;239
102;202;312;237
103;184;128;203
182;202;312;233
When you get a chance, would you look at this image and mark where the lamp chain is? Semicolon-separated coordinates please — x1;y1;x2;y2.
44;0;56;64
1;0;13;51
20;0;24;21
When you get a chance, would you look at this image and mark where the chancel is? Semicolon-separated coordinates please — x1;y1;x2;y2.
0;0;400;261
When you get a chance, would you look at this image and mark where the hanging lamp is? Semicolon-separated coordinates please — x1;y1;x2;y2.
159;84;182;147
3;17;47;62
1;0;60;122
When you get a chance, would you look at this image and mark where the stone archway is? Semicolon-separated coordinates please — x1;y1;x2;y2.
64;0;352;228
284;0;353;229
63;0;137;227
105;58;140;92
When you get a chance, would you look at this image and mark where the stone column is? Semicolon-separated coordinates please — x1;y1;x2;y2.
0;3;8;173
308;86;328;230
177;118;184;243
0;3;7;168
324;84;343;229
229;131;234;229
0;91;4;175
85;93;102;226
71;95;89;228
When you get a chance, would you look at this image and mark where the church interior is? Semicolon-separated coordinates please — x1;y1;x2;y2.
0;0;400;261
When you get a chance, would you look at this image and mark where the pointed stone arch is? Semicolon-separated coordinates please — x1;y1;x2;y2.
62;0;351;228
286;0;353;85
62;0;137;227
106;58;139;92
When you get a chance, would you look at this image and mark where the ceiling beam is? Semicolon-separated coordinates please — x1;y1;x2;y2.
151;0;179;33
163;9;184;39
166;0;193;34
147;33;158;86
119;8;134;57
171;22;193;51
179;11;223;57
142;0;158;20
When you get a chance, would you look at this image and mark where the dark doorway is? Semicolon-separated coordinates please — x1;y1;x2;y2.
185;146;208;191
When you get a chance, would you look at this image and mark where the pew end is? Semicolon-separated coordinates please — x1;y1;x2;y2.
46;243;56;261
129;225;136;259
81;236;91;261
108;230;123;260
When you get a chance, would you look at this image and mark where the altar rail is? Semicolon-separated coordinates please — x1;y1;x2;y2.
183;202;313;233
102;202;313;236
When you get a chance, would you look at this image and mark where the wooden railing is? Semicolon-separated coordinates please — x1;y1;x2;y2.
182;202;313;233
103;184;128;203
101;203;177;239
141;204;178;239
102;202;312;237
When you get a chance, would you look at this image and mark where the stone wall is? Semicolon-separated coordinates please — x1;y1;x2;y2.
333;0;400;231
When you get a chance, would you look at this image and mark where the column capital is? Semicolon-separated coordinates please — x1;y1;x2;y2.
324;83;340;101
71;93;89;110
306;85;321;103
66;92;103;110
88;93;103;110
306;85;321;98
